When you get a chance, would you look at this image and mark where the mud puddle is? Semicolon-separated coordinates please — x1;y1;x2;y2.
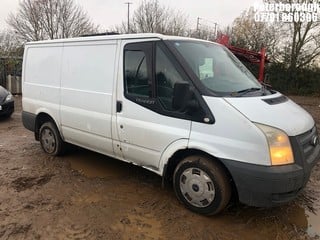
286;204;320;237
306;209;320;237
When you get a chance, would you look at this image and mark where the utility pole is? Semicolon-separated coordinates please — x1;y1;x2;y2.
196;17;201;31
196;17;201;38
197;17;218;40
213;22;218;39
125;2;132;34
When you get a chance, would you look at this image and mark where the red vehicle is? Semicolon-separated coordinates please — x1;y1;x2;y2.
217;34;269;82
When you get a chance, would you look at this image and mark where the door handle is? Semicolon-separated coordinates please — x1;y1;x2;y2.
116;101;122;113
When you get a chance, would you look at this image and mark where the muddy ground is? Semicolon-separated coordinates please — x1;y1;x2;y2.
0;96;319;240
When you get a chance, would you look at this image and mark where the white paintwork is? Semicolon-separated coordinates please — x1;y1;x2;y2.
22;43;63;131
25;33;216;46
60;41;117;156
115;39;190;170
189;96;271;165
22;33;315;176
224;92;315;136
116;99;191;170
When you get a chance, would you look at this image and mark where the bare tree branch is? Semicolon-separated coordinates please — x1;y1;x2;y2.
7;0;99;41
117;0;188;36
229;7;280;60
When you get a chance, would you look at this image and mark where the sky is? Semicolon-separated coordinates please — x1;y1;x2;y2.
0;0;263;32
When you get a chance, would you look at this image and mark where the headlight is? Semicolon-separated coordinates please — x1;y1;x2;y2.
255;123;294;166
5;93;13;102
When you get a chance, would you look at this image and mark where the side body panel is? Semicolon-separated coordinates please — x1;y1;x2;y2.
60;40;117;156
23;43;63;127
189;96;271;166
114;39;191;171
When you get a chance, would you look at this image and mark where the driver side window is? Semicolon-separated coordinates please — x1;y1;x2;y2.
156;46;187;111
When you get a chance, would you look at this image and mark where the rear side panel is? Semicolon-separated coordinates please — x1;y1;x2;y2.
60;41;118;156
23;43;63;126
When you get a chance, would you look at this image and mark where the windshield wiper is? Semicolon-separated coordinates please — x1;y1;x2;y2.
232;87;262;97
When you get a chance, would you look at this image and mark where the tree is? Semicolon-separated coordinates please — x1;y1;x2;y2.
263;0;320;67
263;0;320;89
0;31;23;87
285;19;320;88
117;0;188;36
7;0;99;41
230;7;279;59
0;31;23;57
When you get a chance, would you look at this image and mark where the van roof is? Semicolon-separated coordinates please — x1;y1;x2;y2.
25;33;215;45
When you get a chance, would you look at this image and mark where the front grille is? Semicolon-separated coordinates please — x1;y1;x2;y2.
296;126;319;164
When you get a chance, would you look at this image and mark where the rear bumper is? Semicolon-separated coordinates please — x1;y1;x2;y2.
0;100;14;117
22;111;36;132
221;128;320;207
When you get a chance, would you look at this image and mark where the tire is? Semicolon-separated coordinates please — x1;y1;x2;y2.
39;121;65;156
173;155;231;215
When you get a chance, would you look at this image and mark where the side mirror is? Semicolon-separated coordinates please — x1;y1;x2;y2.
172;82;194;111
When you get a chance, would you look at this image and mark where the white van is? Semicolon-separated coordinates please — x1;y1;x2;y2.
22;33;320;215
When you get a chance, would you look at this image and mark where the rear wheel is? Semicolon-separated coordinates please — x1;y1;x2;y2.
173;155;231;215
39;122;65;156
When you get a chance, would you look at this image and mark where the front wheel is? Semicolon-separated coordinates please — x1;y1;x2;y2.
39;122;65;156
173;155;231;215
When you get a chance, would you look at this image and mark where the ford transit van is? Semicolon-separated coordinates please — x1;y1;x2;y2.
22;33;320;215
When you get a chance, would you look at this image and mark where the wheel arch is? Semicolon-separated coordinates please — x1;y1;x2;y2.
34;112;61;141
162;148;238;201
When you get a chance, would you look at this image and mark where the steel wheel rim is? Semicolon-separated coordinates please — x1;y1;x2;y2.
41;128;56;154
179;167;215;208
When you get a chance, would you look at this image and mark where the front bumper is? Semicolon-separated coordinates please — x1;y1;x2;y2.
0;100;14;117
221;126;320;207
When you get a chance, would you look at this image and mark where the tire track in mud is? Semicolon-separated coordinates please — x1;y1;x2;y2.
36;215;122;239
56;223;95;239
0;223;32;239
11;174;54;192
115;208;165;240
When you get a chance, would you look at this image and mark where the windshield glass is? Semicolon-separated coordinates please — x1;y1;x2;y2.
170;40;261;95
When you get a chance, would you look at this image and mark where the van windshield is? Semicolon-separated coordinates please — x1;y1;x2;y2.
169;40;262;96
